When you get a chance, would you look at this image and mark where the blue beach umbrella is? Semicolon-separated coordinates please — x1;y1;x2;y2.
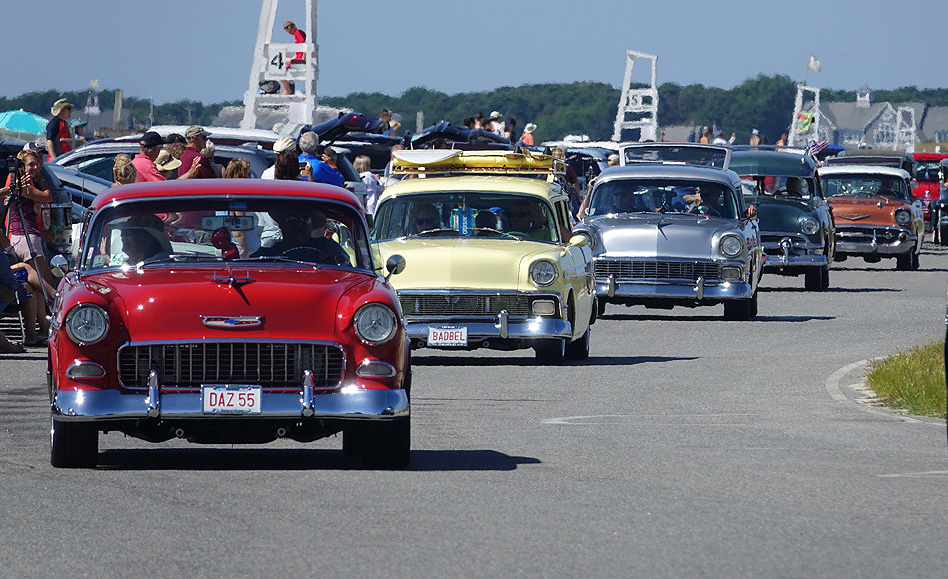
0;109;48;138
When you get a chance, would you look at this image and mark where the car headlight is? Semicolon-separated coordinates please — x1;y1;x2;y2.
353;304;398;344
64;304;109;345
529;260;558;287
894;208;912;226
800;218;819;235
719;235;744;258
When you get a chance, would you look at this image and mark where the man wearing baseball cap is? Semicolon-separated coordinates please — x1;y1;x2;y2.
178;125;216;179
45;98;74;160
132;131;169;182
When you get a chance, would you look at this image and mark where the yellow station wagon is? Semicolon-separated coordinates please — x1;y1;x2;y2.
371;150;596;363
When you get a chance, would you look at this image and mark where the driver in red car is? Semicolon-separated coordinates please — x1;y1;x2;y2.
252;208;349;265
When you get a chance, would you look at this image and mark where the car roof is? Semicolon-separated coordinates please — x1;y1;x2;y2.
911;151;948;161
595;163;740;186
92;179;362;211
729;150;818;177
380;174;563;203
817;164;911;178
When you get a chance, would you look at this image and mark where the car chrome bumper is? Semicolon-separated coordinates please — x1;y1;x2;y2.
595;278;754;301
761;236;826;270
835;227;916;255
52;387;409;422
762;254;827;269
405;315;572;342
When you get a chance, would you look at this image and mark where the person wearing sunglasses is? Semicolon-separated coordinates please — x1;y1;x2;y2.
253;208;349;266
408;203;441;234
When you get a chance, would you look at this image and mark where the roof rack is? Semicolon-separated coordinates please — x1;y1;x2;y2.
391;149;566;182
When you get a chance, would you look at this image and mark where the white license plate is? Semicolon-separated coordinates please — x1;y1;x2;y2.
428;325;468;346
202;385;262;414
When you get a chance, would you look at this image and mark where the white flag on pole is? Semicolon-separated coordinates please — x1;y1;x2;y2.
807;54;822;73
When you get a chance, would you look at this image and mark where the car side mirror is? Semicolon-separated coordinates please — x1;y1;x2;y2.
50;254;69;278
910;179;919;190
568;234;588;248
385;254;405;280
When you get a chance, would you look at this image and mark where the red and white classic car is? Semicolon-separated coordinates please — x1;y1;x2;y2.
48;179;410;468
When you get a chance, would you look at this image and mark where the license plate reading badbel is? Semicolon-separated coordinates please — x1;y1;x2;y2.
428;325;468;346
202;385;262;414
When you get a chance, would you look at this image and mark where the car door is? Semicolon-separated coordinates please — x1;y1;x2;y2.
554;198;593;332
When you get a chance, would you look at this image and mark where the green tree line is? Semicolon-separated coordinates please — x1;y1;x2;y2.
5;78;948;143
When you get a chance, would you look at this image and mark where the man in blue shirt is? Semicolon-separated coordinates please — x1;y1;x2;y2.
298;132;344;187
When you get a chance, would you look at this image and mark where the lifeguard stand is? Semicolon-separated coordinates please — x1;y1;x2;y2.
240;0;318;133
611;50;659;142
787;84;821;147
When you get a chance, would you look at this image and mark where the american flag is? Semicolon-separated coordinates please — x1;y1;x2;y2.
806;139;829;157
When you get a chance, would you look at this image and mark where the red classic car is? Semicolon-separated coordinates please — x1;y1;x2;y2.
910;151;948;228
48;179;410;468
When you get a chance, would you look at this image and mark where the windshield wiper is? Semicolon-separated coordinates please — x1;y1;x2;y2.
469;227;522;240
402;227;458;239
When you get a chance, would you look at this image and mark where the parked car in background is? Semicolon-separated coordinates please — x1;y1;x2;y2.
372;149;595;363
575;143;763;320
730;150;835;290
910;151;948;229
930;158;948;244
56;136;275;181
48;179;411;468
820;164;923;270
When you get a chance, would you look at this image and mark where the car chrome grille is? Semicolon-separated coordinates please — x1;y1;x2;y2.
118;342;344;389
399;293;537;317
594;259;720;282
835;226;903;241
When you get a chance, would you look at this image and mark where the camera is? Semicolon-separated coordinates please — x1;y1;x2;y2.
299;162;310;172
0;155;21;172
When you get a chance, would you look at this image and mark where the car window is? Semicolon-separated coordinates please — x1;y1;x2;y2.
373;192;558;243
81;197;372;271
69;155;117;182
741;176;816;199
822;176;910;201
589;179;739;220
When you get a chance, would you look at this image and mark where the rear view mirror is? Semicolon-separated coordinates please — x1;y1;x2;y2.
201;215;257;231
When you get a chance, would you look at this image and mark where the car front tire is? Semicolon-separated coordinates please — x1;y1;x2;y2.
535;338;566;365
565;327;590;360
723;293;757;321
50;417;98;468
363;417;410;469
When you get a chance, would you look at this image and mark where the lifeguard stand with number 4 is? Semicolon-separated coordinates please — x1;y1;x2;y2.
241;0;319;133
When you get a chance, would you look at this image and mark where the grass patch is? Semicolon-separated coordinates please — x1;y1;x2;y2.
865;341;946;418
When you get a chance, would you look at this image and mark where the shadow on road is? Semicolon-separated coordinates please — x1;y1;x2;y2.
601;313;834;322
413;354;695;367
96;447;540;471
759;286;900;294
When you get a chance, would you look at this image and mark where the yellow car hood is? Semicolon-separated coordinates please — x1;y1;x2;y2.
376;237;555;291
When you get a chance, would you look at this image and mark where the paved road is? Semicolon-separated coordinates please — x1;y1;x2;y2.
1;244;947;577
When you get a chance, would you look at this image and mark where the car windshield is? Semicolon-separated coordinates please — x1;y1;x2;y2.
588;179;739;220
80;197;372;271
372;192;558;242
741;176;817;199
914;160;942;180
821;175;910;201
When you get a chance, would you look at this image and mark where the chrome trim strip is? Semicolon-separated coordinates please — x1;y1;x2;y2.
407;318;572;342
53;388;409;421
146;370;160;418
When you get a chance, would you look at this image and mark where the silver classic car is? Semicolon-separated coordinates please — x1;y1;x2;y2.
575;144;763;320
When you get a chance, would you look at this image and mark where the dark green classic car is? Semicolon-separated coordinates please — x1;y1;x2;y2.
731;150;835;290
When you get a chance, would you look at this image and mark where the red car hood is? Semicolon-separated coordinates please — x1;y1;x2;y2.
82;266;371;342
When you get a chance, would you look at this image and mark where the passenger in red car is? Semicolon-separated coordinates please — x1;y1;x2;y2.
252;209;349;265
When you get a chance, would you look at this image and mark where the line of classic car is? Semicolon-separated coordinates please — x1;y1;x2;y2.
43;141;931;469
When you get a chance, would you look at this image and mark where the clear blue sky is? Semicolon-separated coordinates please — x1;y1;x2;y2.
2;0;941;105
